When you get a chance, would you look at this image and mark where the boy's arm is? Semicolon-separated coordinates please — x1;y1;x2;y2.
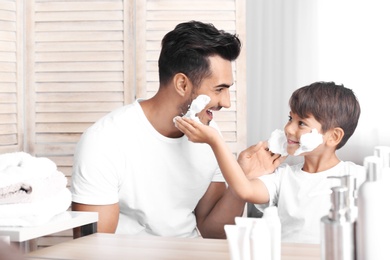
174;117;269;204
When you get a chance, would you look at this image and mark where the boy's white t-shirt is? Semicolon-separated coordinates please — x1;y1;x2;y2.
71;99;224;237
255;161;365;244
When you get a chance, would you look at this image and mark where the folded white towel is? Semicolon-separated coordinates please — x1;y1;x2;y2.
0;170;67;205
0;152;57;188
0;152;67;205
0;187;71;226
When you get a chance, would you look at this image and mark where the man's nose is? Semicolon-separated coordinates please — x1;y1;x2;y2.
219;89;231;108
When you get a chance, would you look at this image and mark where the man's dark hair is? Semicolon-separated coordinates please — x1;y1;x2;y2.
289;81;361;149
158;20;241;87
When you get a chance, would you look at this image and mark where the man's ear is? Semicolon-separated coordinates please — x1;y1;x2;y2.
173;73;189;97
327;127;344;147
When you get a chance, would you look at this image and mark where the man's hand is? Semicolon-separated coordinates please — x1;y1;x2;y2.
238;141;287;179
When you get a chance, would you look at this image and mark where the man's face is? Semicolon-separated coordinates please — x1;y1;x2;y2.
191;55;234;125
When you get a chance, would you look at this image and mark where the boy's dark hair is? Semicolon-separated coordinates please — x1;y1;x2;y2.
289;81;360;149
158;20;241;88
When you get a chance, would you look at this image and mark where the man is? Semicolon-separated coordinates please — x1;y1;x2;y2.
71;20;281;238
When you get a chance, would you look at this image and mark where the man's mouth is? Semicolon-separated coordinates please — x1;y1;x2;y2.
206;109;213;120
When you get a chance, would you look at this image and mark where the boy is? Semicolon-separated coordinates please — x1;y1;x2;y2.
174;81;365;243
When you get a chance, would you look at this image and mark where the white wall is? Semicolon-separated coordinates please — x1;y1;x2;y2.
317;0;390;164
246;0;390;165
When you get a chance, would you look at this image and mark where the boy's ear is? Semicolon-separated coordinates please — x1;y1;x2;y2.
173;73;189;97
327;127;344;147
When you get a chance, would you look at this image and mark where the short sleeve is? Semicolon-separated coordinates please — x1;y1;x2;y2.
71;130;121;205
254;167;282;211
211;167;225;182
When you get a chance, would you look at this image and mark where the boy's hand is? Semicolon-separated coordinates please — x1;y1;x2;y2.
238;141;287;179
173;116;220;145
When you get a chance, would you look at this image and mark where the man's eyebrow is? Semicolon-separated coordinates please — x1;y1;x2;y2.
215;83;233;88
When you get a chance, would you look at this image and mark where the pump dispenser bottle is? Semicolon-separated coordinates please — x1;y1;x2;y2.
328;175;358;222
320;186;355;260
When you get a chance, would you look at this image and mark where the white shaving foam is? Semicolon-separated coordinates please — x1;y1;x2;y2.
173;94;211;125
268;129;288;156
294;128;323;156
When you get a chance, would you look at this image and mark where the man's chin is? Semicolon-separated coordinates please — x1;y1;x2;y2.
199;118;211;125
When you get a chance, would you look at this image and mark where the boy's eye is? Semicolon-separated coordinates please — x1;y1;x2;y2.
298;121;306;126
288;115;292;121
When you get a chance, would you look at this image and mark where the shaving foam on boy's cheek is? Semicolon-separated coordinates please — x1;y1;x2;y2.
268;129;288;156
293;129;323;156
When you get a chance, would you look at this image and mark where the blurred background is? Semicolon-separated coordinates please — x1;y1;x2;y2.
246;0;390;165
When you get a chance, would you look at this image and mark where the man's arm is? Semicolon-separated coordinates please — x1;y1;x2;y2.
194;141;277;239
194;182;245;239
72;202;119;238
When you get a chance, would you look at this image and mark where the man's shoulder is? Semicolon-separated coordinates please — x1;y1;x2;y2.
89;102;140;130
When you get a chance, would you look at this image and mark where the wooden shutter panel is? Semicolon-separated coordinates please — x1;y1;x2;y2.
0;0;23;153
136;0;247;154
25;0;134;182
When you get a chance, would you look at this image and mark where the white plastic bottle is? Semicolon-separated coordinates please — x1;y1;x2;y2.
250;218;271;260
357;156;390;260
374;145;390;182
263;206;281;260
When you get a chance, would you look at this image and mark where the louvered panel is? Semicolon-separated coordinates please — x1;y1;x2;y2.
36;133;81;143
0;0;22;153
35;41;124;52
36;112;106;123
36;82;124;92
147;0;235;11
35;61;124;72
36;51;124;62
26;0;133;170
36;21;123;32
36;92;124;102
137;0;246;154
35;102;123;112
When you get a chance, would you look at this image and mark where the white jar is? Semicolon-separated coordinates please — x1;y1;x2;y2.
263;206;281;260
357;156;390;260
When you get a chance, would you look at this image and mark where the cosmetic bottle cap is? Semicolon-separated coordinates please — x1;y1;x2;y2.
329;186;349;221
374;146;390;168
364;156;382;182
328;174;357;208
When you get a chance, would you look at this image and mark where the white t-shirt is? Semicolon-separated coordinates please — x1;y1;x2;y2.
71;99;224;237
255;161;365;244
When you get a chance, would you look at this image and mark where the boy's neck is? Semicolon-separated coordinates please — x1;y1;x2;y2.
302;154;341;173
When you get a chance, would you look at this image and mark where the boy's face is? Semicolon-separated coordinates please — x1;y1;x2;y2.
284;112;324;156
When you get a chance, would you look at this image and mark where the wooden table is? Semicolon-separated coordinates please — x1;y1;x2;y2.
26;233;321;260
0;211;98;252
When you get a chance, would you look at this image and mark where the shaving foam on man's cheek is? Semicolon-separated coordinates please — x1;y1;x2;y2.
173;95;211;125
294;129;323;156
268;129;288;156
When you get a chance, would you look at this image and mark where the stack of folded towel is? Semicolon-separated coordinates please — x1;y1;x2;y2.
0;152;71;226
